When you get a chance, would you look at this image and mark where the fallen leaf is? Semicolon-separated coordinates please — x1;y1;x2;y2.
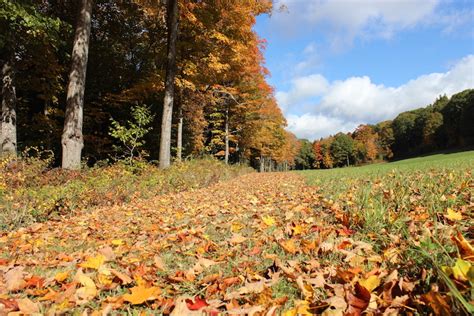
279;239;297;254
445;208;462;221
79;254;106;270
4;266;26;292
262;215;276;226
230;233;246;244
346;282;371;315
186;296;208;310
422;290;452;316
358;275;380;292
54;271;70;283
110;268;133;284
17;298;40;314
122;285;161;305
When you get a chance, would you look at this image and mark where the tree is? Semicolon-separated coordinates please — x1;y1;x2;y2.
159;0;178;169
61;0;92;169
295;139;315;170
330;133;354;167
0;0;63;156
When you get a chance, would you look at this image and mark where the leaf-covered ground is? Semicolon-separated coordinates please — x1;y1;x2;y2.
1;167;473;315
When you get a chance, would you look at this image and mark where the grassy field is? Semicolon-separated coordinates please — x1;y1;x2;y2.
299;150;473;314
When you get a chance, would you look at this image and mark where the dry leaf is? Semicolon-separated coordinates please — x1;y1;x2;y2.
122;285;161;305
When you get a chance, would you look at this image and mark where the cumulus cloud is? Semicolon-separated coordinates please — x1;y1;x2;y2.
280;55;474;140
273;0;440;47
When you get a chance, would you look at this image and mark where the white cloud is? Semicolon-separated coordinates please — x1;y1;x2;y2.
287;113;358;140
273;0;440;47
276;74;328;111
281;55;474;140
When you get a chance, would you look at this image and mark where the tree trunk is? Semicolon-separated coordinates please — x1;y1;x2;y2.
159;0;178;169
61;0;92;169
259;155;264;173
176;107;183;162
0;57;17;156
224;105;229;164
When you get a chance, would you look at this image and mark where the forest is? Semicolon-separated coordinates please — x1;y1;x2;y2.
294;89;474;170
1;1;473;315
1;0;297;171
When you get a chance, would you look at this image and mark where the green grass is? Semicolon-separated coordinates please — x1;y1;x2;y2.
299;150;474;314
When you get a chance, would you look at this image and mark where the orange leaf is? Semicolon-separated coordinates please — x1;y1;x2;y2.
279;239;297;254
123;285;161;305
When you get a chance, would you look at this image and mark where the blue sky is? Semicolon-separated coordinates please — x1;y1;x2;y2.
254;0;474;140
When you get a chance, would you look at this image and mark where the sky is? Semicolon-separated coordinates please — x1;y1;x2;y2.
254;0;474;140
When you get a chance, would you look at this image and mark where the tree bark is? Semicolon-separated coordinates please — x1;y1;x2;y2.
224;105;229;164
159;0;178;169
176;107;183;162
61;0;92;169
1;58;17;156
259;155;264;173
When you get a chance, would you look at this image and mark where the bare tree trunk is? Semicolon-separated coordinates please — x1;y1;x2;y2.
1;58;17;156
224;105;229;164
159;0;178;169
176;107;183;162
259;155;264;173
61;0;92;169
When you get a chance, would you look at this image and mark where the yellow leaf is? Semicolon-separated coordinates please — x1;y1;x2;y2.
279;239;297;254
54;271;70;283
123;285;161;305
74;270;97;302
445;208;462;221
452;258;472;282
283;300;313;316
291;224;305;236
359;275;380;292
112;239;124;246
262;215;276;226
231;222;244;233
79;254;106;270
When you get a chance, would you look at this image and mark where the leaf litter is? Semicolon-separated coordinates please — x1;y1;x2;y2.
0;172;472;315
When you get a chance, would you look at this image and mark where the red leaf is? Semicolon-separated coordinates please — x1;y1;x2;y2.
185;296;209;310
346;282;371;316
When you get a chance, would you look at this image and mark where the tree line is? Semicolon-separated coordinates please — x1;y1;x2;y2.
294;89;474;169
1;0;299;170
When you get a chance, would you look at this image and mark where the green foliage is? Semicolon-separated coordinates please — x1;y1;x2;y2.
294;139;315;170
330;133;355;167
109;105;154;164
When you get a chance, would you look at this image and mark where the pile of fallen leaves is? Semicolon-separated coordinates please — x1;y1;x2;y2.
0;170;473;315
0;155;251;231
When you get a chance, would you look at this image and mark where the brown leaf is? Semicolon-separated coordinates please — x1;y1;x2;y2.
17;298;40;314
4;266;26;292
110;268;133;285
421;290;452;316
346;282;371;316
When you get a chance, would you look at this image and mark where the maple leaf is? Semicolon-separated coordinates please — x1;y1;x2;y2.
54;271;70;283
279;239;297;254
122;285;161;305
79;254;106;270
444;208;462;221
186;296;209;310
262;215;276;226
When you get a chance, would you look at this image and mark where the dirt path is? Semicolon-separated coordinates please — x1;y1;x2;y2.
1;173;331;314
